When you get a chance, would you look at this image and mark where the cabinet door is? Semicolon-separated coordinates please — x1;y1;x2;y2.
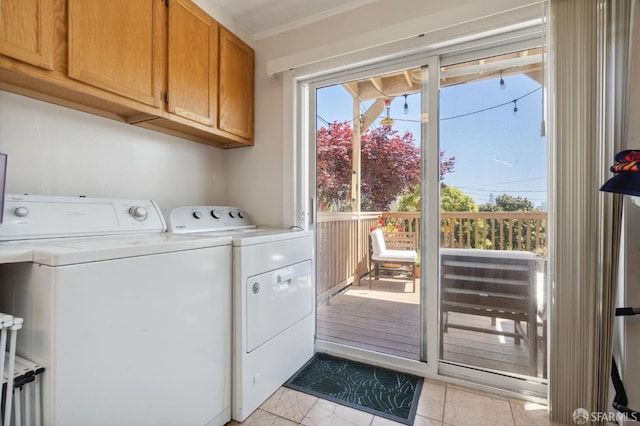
68;0;163;108
167;0;218;127
219;28;254;141
0;0;54;70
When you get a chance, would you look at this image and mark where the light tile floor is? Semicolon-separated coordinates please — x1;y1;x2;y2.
228;379;552;426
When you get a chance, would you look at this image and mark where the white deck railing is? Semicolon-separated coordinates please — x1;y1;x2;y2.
316;211;547;301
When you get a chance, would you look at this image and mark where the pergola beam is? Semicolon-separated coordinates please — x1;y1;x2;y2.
369;77;383;93
403;70;414;88
361;99;386;130
342;81;359;98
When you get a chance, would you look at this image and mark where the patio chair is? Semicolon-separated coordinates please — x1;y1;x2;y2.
368;229;418;292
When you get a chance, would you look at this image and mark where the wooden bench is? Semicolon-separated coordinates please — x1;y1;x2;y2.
439;248;544;376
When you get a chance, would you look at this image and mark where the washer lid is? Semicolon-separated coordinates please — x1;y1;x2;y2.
0;234;231;266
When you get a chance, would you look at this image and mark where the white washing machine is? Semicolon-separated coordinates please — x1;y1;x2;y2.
167;206;315;422
0;194;232;426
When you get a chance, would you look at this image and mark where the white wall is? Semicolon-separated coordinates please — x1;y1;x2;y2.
0;91;227;213
225;55;285;227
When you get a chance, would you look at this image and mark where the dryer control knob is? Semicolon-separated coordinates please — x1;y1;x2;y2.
229;211;236;218
129;206;148;221
192;211;203;219
211;210;221;219
14;207;29;217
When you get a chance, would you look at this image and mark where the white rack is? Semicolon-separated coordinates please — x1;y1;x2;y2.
0;313;42;426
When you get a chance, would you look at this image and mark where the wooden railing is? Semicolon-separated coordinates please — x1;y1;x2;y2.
316;210;547;301
441;211;547;251
316;212;379;303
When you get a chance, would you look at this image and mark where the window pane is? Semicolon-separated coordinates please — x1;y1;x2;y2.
438;49;548;380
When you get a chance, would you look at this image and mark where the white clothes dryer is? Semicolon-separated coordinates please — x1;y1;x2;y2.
0;194;232;426
167;206;315;422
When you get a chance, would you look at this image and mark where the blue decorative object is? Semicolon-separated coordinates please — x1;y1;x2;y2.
600;150;640;196
601;172;640;196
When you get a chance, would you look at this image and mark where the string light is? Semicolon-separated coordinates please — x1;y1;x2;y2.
317;115;332;135
440;87;540;121
499;71;506;90
317;115;330;126
318;87;542;127
403;94;409;114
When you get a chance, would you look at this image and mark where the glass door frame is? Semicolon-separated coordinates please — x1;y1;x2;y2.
305;56;438;377
422;57;440;371
296;42;547;399
435;49;547;397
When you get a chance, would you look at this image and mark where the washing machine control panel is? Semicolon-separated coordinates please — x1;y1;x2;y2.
167;206;255;233
129;206;149;221
0;194;166;241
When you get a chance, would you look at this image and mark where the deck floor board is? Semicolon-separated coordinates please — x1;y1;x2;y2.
316;278;545;378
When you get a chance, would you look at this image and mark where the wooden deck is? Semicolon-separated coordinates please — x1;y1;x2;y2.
316;277;545;378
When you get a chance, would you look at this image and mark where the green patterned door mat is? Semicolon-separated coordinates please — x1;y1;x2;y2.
284;353;423;425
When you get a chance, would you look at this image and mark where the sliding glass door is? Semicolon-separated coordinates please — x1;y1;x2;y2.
303;44;549;396
437;50;548;382
312;62;428;363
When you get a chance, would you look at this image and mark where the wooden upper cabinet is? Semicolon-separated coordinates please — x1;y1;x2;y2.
219;27;254;141
0;0;54;70
0;0;254;148
167;0;218;127
67;0;163;108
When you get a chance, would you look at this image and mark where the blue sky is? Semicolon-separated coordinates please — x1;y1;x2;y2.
316;72;547;209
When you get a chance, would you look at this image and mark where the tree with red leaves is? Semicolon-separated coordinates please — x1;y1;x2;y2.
316;122;354;211
317;122;455;212
440;150;456;178
360;125;420;211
